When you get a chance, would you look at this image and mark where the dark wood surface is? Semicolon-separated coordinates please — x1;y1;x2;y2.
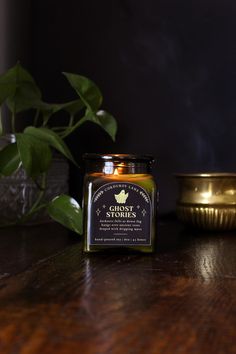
1;219;236;354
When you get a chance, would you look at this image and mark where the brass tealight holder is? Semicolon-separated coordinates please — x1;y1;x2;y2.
175;173;236;230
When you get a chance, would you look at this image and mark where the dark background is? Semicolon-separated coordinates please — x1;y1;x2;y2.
4;0;236;213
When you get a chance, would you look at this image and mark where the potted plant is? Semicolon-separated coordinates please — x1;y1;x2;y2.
0;62;117;234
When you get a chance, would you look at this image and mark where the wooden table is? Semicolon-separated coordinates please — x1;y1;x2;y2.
0;219;236;354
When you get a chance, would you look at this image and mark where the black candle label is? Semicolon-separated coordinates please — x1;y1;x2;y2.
89;182;151;246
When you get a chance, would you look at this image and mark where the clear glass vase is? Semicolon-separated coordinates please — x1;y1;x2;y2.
0;136;69;225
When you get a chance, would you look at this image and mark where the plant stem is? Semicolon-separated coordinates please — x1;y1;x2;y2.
12;64;19;133
18;173;47;224
33;109;40;127
61;116;87;139
0;107;3;135
11;113;16;133
69;114;74;127
52;126;68;131
19;202;49;223
51;114;75;137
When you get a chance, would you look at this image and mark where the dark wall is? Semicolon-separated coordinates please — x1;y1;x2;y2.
0;0;31;131
31;0;236;213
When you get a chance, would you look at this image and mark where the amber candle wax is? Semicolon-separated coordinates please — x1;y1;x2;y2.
83;154;157;253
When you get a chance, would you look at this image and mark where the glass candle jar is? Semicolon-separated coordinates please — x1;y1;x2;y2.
83;154;157;253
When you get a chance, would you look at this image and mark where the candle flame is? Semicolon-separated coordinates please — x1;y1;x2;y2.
114;168;119;175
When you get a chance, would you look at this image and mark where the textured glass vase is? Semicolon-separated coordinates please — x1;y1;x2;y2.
0;156;69;225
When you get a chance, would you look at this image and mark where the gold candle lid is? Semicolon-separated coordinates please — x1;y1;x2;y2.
83;153;155;163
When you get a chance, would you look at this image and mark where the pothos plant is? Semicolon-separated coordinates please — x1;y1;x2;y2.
0;62;117;234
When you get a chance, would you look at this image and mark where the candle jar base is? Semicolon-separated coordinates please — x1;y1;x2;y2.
84;245;155;253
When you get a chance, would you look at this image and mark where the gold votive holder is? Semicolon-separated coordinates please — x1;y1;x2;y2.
175;173;236;230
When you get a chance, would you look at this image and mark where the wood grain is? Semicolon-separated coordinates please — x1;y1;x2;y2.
0;220;236;353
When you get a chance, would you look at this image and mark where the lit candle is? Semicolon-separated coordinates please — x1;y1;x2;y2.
83;154;157;253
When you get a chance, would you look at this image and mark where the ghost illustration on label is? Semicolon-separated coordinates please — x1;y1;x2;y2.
114;190;129;204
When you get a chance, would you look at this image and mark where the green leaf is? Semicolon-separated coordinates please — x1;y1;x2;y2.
86;109;117;141
6;85;42;114
48;195;83;234
0;62;38;105
0;143;21;176
0;79;15;105
1;62;42;113
16;133;52;178
24;126;77;165
63;72;103;111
